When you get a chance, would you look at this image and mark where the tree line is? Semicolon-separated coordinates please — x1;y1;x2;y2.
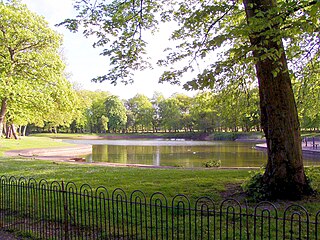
54;88;262;134
30;85;319;135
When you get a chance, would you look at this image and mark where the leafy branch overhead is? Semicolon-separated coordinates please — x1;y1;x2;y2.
60;0;319;91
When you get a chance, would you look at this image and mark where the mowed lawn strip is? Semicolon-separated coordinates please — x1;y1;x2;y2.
0;157;249;201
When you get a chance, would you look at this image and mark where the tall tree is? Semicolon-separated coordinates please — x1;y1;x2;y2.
242;0;317;198
159;97;181;132
62;0;319;198
105;95;127;133
127;94;154;132
0;0;71;138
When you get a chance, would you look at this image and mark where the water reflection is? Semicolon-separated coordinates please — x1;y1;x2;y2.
64;139;320;168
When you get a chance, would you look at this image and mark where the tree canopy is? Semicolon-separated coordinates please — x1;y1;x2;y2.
61;0;319;89
0;0;77;137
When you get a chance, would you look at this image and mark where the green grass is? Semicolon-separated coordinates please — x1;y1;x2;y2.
0;135;249;201
0;136;74;156
1;134;320;205
1;134;320;240
0;157;249;201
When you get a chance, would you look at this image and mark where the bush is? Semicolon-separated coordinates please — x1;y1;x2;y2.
202;160;221;168
241;167;268;201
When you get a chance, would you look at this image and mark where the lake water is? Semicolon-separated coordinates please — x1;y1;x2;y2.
64;139;320;168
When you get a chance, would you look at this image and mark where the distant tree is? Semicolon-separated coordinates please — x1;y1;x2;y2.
150;92;165;132
127;94;154;132
190;92;217;133
88;99;107;133
69;90;92;133
172;93;193;132
105;95;127;133
159;98;181;132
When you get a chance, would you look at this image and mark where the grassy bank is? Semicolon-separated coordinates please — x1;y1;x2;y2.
0;136;74;156
0;157;250;201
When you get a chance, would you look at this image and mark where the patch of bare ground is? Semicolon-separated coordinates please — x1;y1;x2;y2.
220;183;320;212
0;230;28;239
220;183;248;201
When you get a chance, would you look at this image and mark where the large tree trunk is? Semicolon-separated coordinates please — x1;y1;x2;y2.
243;0;311;199
0;98;7;137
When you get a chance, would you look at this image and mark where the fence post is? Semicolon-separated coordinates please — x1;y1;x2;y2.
62;181;69;240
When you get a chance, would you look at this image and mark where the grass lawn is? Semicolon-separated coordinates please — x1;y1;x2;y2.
1;134;320;208
0;136;74;156
0;157;250;201
2;133;320;240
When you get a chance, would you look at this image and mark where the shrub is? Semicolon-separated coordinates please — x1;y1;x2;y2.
241;167;268;201
202;160;221;168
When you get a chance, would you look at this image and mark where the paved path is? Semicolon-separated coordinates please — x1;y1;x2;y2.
256;141;320;155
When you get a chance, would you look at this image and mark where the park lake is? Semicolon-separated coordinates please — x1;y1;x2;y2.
63;139;320;168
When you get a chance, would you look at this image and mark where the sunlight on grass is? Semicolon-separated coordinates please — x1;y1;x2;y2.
0;157;249;200
0;136;74;156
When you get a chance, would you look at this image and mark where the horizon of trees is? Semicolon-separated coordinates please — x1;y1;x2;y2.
25;87;319;136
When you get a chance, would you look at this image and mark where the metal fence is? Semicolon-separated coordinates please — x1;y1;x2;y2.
0;175;319;240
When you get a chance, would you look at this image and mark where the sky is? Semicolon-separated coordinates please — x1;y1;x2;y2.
20;0;197;99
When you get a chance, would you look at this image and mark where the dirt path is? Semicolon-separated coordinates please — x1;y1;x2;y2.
4;144;92;161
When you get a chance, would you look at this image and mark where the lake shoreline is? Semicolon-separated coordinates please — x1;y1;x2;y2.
4;144;261;170
5;135;265;168
6;135;320;168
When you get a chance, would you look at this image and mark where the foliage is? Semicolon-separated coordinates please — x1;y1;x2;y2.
0;0;77;136
202;160;221;168
105;95;127;133
158;97;181;132
59;0;319;91
241;167;269;201
83;91;110;133
125;94;154;132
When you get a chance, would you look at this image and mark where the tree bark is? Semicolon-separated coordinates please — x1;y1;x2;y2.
243;0;311;199
23;125;27;136
11;124;18;139
0;98;7;137
6;124;12;139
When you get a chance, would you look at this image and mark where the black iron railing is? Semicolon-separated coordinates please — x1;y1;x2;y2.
0;175;319;239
